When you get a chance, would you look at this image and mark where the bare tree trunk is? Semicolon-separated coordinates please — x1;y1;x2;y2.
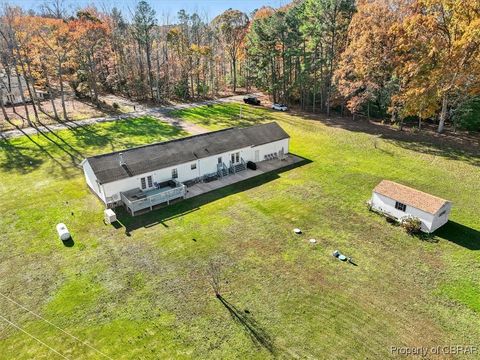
163;44;170;99
232;57;237;93
312;48;317;113
326;4;339;117
58;60;68;120
0;88;9;121
271;57;276;103
146;41;155;100
43;63;59;120
3;67;17;114
155;49;161;103
26;59;43;113
13;65;32;126
438;93;448;133
137;40;145;86
14;46;39;122
87;53;99;105
190;69;195;98
319;44;324;113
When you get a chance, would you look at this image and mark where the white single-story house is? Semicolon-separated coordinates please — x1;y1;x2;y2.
82;122;290;215
370;180;452;233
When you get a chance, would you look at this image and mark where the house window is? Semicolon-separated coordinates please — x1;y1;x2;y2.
231;152;240;164
172;168;178;179
218;157;222;164
140;177;146;189
395;201;406;212
191;163;197;170
147;175;153;188
439;210;446;217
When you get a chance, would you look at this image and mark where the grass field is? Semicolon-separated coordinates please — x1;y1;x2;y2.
0;104;479;359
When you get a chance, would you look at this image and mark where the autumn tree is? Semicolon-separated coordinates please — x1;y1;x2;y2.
70;9;112;105
302;0;355;115
212;9;249;92
0;5;32;125
132;0;156;100
335;0;399;119
35;17;72;119
393;0;480;132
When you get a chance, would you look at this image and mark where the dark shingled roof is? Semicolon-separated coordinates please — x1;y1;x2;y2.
86;122;290;184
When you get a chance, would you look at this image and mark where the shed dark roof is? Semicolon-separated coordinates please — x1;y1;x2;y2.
85;122;289;184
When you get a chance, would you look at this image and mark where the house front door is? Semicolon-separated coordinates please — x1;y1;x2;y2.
254;150;259;162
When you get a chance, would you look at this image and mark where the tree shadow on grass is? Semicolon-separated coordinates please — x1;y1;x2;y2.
33;121;84;166
0;123;70;174
0;133;43;173
51;116;135;152
0;116;188;175
116;156;311;233
217;294;277;355
63;116;187;154
434;221;480;250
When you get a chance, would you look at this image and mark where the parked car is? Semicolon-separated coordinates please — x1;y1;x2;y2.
272;103;288;111
243;96;261;105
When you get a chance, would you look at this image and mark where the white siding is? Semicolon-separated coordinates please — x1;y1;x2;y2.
430;202;452;232
95;138;290;206
102;161;200;202
82;160;106;203
0;73;28;104
370;192;435;232
252;139;289;161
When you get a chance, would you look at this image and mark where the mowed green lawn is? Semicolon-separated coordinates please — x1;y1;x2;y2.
0;105;479;359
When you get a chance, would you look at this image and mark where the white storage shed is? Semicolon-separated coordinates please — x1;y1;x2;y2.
370;180;452;233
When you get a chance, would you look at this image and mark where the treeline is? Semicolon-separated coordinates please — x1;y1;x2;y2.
247;0;480;132
1;0;479;132
0;2;249;125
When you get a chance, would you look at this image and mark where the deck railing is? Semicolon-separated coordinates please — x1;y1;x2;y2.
121;183;186;215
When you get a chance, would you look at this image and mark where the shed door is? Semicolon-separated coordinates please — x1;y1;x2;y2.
254;150;260;162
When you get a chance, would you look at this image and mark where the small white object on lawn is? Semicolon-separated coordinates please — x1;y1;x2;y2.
104;209;117;224
293;228;302;234
56;223;71;241
309;239;317;244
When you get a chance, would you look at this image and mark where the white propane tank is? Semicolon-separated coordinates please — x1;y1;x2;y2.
56;223;71;241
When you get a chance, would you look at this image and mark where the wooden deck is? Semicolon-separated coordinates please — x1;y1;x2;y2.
121;182;186;215
185;154;304;199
